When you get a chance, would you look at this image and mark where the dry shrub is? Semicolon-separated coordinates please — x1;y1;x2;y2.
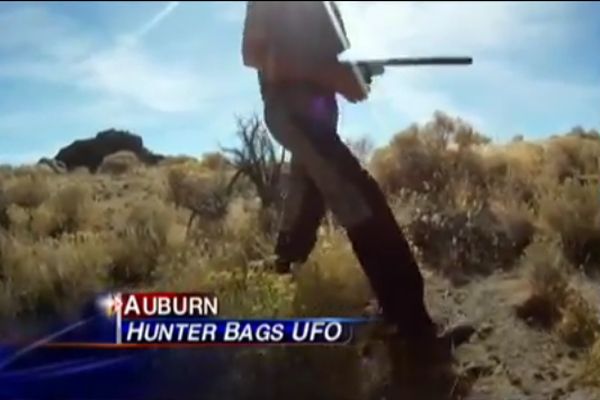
158;155;199;168
166;166;188;208
200;152;231;171
166;164;231;237
213;197;271;264
543;133;600;182
185;176;230;231
293;230;371;317
72;166;90;175
481;142;543;206
371;111;489;199
207;231;368;400
537;179;600;271
32;183;96;237
223;196;261;237
223;115;285;210
12;165;54;178
0;165;13;180
371;127;446;195
517;240;600;347
5;173;50;210
580;338;600;387
150;245;206;292
517;240;571;328
0;234;111;316
156;206;291;317
206;267;294;318
0;189;9;231
490;198;536;252
166;162;214;207
109;199;178;287
558;290;600;348
406;203;532;282
98;150;140;175
502;141;545;176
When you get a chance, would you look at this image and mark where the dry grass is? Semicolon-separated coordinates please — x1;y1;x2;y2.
108;199;179;286
1;115;597;318
200;151;231;171
0;234;111;317
537;179;600;271
517;240;600;347
293;230;372;317
32;183;96;237
558;291;600;348
579;338;600;387
5;172;50;210
98;150;141;175
517;240;571;328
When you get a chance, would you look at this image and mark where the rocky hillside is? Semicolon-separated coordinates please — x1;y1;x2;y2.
52;129;165;172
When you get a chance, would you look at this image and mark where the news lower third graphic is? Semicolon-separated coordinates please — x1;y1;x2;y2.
0;291;375;399
44;292;369;347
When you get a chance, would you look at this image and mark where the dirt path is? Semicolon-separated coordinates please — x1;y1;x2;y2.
419;270;600;400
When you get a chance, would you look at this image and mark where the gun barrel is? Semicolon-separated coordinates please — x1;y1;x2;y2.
357;57;473;67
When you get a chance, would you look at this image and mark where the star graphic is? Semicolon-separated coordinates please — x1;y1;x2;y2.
109;294;122;316
97;293;122;317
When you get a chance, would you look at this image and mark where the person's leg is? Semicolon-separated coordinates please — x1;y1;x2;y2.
273;156;326;272
263;87;436;340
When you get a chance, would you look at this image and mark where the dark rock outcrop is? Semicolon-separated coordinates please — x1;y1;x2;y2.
37;158;67;173
54;129;164;172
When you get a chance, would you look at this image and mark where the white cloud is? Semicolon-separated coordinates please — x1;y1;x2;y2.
75;1;215;113
338;1;570;59
75;47;208;113
0;2;215;114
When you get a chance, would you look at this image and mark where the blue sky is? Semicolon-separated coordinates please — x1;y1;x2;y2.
1;1;599;164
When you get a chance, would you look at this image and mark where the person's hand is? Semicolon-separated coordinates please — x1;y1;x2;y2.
333;63;370;103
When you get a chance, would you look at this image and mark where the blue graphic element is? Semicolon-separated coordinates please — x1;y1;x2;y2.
0;298;233;400
0;293;371;399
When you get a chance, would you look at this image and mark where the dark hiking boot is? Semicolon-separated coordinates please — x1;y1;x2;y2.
273;259;292;274
404;323;477;364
